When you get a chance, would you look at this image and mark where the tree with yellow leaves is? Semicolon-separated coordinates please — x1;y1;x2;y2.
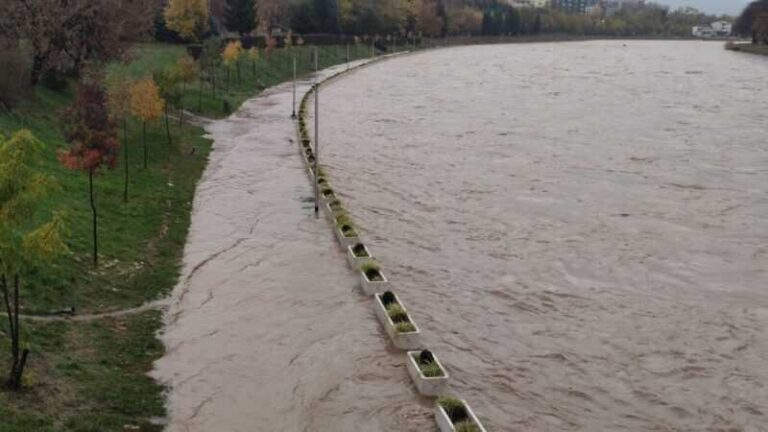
1;129;67;391
164;0;210;42
222;40;243;88
130;79;165;169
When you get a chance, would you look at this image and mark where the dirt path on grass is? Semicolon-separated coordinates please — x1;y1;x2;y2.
151;59;434;432
5;298;169;322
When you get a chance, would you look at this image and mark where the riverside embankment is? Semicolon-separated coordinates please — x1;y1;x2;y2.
315;40;768;431
152;59;435;431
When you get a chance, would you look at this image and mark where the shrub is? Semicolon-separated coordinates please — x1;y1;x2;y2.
339;223;357;237
438;397;470;424
380;291;396;306
351;243;369;258
362;262;383;281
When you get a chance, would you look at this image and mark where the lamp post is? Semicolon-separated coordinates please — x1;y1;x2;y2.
314;82;320;218
291;55;297;119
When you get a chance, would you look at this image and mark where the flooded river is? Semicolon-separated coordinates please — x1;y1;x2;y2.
314;41;768;430
155;41;768;432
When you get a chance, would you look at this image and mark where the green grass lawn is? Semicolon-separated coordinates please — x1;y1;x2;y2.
110;42;377;120
0;41;373;431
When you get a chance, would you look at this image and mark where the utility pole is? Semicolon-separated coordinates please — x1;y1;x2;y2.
291;55;297;119
314;83;320;219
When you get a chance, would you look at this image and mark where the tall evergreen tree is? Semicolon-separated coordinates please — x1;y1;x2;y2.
314;0;339;33
533;14;542;35
506;8;521;36
224;0;258;35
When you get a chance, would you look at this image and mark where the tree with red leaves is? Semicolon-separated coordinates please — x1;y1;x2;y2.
59;72;120;267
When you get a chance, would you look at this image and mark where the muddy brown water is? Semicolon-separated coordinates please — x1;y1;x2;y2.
313;41;768;431
154;42;768;431
152;60;434;432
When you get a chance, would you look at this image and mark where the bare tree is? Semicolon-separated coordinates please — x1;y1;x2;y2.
0;0;158;85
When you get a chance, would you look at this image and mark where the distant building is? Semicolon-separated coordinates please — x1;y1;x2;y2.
692;21;732;38
552;0;586;14
601;0;645;16
710;21;733;35
507;0;549;7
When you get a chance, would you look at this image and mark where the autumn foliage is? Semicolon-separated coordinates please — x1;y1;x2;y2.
1;129;67;390
164;0;210;41
59;75;119;267
130;78;165;123
222;40;243;65
59;79;120;173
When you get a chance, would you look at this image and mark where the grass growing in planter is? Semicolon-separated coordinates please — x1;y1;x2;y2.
438;397;477;429
328;199;344;213
455;422;481;432
335;214;358;238
383;295;417;334
416;350;444;378
362;262;385;282
351;243;370;258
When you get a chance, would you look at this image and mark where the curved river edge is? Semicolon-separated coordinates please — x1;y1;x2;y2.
297;56;489;431
152;54;444;432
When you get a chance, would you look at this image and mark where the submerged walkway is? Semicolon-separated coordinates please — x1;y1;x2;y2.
151;61;433;432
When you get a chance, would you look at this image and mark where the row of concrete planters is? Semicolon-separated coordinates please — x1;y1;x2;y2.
435;400;487;432
359;266;388;295
373;292;422;350
406;351;449;397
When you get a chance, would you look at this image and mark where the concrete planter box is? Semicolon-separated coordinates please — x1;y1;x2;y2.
406;351;449;397
321;189;336;206
373;292;422;350
435;400;487;432
346;243;372;269
359;267;388;295
325;202;341;224
334;225;359;248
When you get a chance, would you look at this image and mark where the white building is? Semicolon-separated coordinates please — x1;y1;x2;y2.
710;21;733;35
692;21;732;38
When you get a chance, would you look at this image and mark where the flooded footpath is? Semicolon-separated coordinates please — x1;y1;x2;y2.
152;60;434;432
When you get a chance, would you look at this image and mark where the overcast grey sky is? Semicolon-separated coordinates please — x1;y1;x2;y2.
657;0;750;15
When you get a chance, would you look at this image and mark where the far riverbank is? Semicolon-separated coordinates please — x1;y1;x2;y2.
725;41;768;56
